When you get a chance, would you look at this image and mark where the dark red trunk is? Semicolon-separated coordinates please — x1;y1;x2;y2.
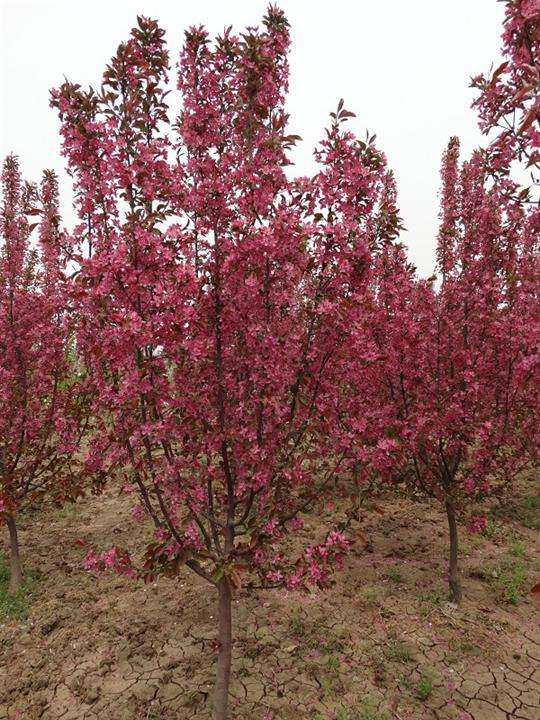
445;499;462;604
213;576;233;720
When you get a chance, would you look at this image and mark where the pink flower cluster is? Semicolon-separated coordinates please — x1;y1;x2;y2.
84;547;135;577
467;516;488;535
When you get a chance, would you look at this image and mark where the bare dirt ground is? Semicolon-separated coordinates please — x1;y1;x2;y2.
1;479;539;720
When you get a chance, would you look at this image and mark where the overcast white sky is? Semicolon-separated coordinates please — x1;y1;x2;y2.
1;0;504;276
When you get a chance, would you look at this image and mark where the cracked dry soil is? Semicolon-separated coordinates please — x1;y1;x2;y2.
1;481;539;720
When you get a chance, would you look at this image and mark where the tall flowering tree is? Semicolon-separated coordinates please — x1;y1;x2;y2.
51;9;396;717
0;156;90;594
471;0;539;182
472;0;540;460
360;138;538;603
352;0;540;604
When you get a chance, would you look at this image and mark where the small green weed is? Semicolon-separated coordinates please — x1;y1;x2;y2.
0;553;38;621
384;639;414;663
489;557;528;605
508;538;526;558
521;494;539;530
355;695;389;720
325;654;340;672
384;566;403;583
417;589;444;607
415;669;437;700
57;502;79;520
332;700;386;720
359;584;385;607
288;608;306;637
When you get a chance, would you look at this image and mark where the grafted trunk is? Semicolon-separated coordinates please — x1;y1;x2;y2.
6;515;23;596
445;499;462;604
213;576;233;720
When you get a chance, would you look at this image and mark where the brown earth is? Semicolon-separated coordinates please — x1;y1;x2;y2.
0;479;539;720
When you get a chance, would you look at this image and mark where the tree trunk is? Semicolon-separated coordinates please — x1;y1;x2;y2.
6;515;23;596
444;499;462;604
213;576;233;720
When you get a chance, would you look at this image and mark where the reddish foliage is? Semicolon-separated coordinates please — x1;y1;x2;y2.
1;2;533;713
50;11;399;714
471;0;539;180
0;156;91;521
51;11;397;592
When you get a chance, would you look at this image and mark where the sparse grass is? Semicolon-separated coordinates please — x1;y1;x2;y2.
238;657;250;677
183;690;199;708
488;557;528;605
325;653;340;672
320;626;348;654
489;490;539;531
483;518;500;540
470;548;530;605
396;670;413;689
384;566;403;583
57;502;79;520
448;636;482;659
508;537;527;558
415;668;437;700
521;494;539;530
243;640;259;660
0;553;38;621
355;695;389;720
359;584;385;607
141;707;176;720
415;676;433;700
368;651;388;686
288;607;306;637
317;651;348;698
319;672;336;697
329;699;389;720
384;639;414;663
417;588;444;608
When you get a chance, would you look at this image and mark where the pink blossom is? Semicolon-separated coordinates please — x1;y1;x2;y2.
467;516;488;535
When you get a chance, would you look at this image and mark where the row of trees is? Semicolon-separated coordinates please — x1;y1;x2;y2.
1;2;538;717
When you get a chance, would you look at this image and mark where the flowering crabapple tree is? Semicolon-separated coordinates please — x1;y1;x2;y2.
359;138;538;603
470;0;539;521
471;0;539;183
352;1;540;604
0;156;91;595
51;9;397;717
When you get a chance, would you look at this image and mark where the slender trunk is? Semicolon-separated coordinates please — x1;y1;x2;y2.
213;576;233;720
6;515;23;596
444;499;462;604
